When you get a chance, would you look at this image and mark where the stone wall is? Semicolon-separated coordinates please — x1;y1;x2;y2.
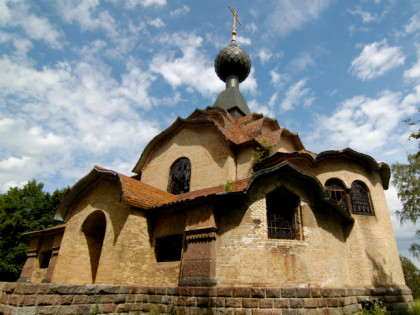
0;282;413;315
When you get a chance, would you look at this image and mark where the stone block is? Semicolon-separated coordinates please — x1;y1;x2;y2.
76;304;91;314
95;285;121;294
72;295;89;304
48;284;84;295
194;287;210;297
60;295;74;305
282;288;297;298
251;288;265;298
116;303;130;313
233;287;251;298
22;284;38;295
36;306;60;315
296;288;311;298
259;298;274;308
242;298;258;308
83;285;96;295
23;295;37;306
290;299;303;308
303;298;317;308
102;303;117;313
311;288;321;298
162;295;174;305
196;297;210;307
217;287;233;297
114;294;127;304
225;298;241;308
37;294;60;306
274;298;289;308
7;295;23;307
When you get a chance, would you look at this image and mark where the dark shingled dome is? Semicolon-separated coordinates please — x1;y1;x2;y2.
215;41;251;83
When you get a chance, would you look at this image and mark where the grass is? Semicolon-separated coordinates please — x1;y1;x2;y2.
361;299;420;315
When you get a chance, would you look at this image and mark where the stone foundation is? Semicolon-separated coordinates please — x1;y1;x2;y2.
0;282;413;315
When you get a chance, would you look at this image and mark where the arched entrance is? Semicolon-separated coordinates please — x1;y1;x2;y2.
82;211;106;283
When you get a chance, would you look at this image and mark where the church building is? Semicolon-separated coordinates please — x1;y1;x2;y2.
15;20;413;313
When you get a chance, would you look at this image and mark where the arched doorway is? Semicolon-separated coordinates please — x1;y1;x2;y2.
82;211;106;283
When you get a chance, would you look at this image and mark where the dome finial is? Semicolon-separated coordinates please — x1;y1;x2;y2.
228;4;241;41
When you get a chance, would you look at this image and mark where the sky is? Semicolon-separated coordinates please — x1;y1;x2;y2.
0;0;419;264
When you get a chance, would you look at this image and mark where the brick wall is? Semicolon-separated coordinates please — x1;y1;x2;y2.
0;282;413;314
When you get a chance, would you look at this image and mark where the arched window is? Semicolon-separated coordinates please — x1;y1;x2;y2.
82;211;106;283
325;178;348;211
350;181;373;215
168;157;191;195
266;187;302;240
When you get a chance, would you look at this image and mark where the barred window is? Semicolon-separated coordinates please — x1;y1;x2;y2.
325;179;348;211
350;181;373;215
168;157;191;195
266;187;302;240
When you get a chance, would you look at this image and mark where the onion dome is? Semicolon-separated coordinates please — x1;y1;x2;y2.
214;40;251;83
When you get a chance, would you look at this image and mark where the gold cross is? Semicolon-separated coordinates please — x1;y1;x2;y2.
228;4;241;38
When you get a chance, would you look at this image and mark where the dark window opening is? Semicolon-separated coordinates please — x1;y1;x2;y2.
325;179;349;211
266;187;301;240
40;250;52;269
156;235;183;262
350;181;373;215
168;157;191;195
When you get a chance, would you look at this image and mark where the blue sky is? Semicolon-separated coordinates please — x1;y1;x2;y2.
1;0;419;264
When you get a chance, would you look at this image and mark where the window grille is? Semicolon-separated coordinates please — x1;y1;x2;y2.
325;179;348;211
266;187;300;240
168;157;191;195
350;181;373;215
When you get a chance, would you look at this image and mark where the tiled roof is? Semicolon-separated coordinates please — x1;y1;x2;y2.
132;107;304;174
24;224;66;235
95;166;177;209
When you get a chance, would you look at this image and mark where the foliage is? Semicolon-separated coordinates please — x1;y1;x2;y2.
0;180;68;281
392;108;420;259
220;180;234;192
253;139;274;163
401;256;420;299
361;299;387;315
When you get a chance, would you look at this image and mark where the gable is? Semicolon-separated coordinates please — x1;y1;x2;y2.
141;124;236;192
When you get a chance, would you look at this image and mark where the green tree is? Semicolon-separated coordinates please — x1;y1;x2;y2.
0;180;67;281
392;109;420;259
400;256;420;299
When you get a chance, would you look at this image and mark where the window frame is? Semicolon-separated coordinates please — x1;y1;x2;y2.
350;180;374;216
266;187;303;241
167;157;191;195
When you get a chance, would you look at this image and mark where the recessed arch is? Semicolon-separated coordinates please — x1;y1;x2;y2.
350;181;374;215
82;210;106;283
325;178;349;211
167;157;191;195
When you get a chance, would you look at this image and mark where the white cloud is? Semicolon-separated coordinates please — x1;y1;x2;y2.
404;14;420;34
266;0;331;37
349;7;378;23
236;36;252;46
248;99;275;117
57;0;117;37
148;18;164;28
349;39;405;81
257;49;272;65
404;47;420;81
279;78;313;111
288;51;315;72
150;33;224;97
125;0;166;7
270;70;290;90
170;5;190;18
1;1;62;49
308;89;417;157
0;55;163;192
